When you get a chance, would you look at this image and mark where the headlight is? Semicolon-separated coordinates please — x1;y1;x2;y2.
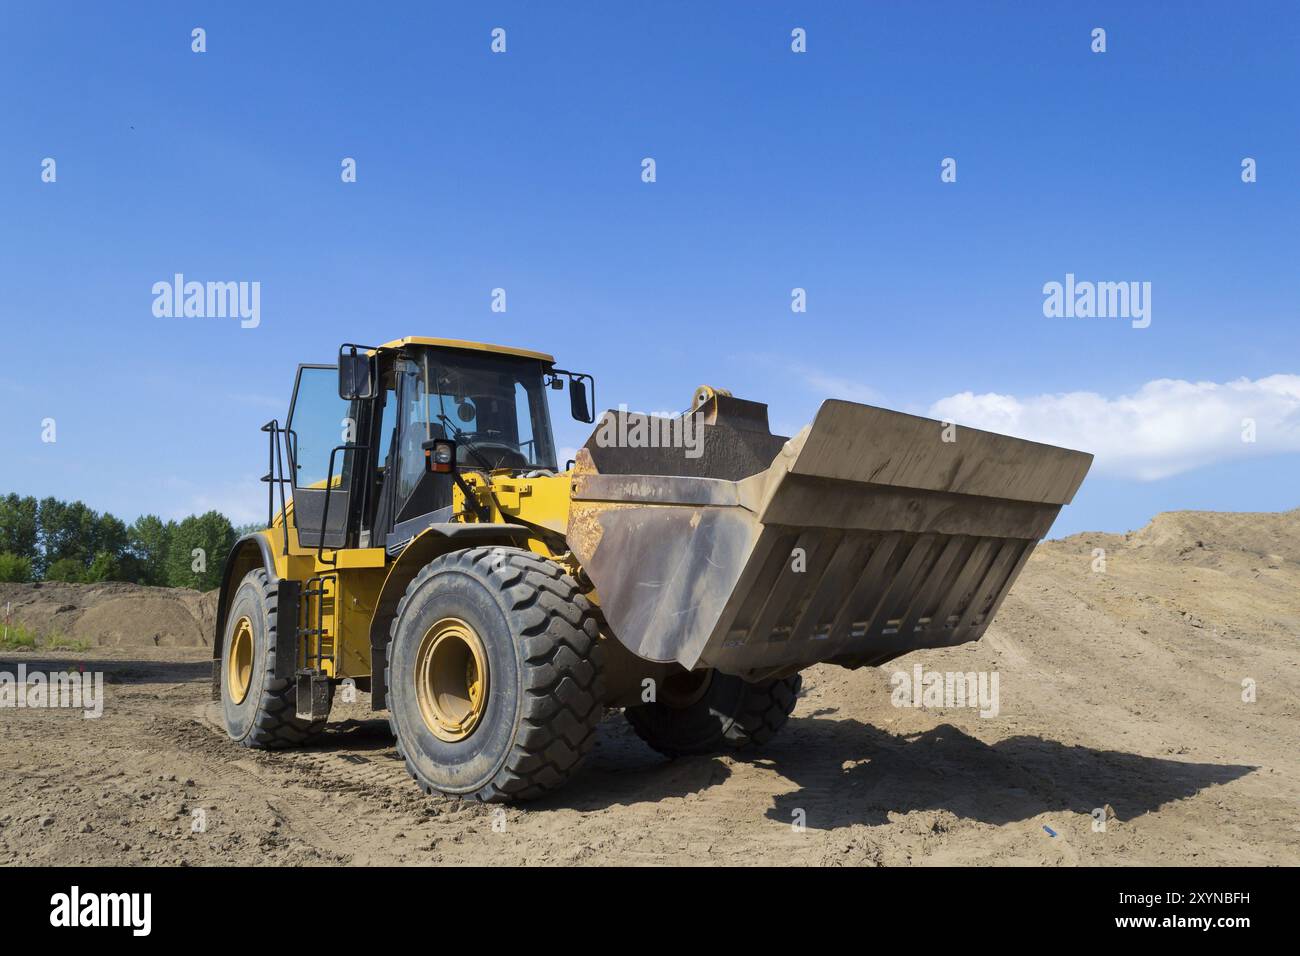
427;440;456;473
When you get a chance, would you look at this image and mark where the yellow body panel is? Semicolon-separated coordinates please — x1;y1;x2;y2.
377;336;555;364
260;508;387;681
457;472;573;537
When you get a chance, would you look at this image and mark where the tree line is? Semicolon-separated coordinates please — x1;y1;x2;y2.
0;493;260;590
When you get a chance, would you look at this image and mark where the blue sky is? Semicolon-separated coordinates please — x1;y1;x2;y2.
1;1;1297;536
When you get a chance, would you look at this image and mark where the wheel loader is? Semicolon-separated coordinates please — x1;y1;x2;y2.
213;336;1092;801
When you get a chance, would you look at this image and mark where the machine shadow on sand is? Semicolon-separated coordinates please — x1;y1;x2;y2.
752;717;1256;830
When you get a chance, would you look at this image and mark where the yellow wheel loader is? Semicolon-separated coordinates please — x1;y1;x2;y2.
213;336;1092;802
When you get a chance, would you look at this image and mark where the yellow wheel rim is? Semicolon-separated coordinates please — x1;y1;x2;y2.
228;616;254;705
415;617;489;742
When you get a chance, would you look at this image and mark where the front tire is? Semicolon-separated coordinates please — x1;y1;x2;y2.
219;569;330;748
625;670;802;757
386;547;605;802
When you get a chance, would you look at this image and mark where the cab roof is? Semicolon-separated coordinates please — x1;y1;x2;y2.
378;336;555;364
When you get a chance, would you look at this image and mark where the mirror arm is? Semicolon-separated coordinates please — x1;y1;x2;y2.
550;368;597;424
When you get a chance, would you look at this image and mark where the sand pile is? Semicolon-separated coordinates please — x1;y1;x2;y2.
0;580;217;648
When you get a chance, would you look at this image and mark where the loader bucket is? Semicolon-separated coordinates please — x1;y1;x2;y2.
567;397;1092;681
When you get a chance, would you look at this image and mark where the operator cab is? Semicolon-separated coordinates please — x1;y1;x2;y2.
282;337;593;554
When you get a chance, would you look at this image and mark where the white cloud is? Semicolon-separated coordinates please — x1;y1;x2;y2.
928;375;1300;480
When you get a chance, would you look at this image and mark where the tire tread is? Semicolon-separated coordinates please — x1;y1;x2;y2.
385;547;605;803
232;569;329;749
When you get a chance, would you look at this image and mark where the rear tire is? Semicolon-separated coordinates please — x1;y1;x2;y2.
386;547;605;802
625;671;802;757
219;569;331;748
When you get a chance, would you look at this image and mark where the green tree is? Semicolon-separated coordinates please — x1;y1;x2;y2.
84;551;121;583
7;493;241;588
37;497;100;570
44;557;86;583
31;497;135;581
166;511;235;590
0;495;39;560
128;514;174;586
90;513;129;562
0;552;33;583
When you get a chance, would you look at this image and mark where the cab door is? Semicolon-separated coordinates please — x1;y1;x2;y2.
286;364;355;549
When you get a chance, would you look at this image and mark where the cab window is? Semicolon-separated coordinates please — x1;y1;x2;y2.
288;366;352;490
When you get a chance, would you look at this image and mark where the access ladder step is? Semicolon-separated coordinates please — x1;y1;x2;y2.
295;669;332;721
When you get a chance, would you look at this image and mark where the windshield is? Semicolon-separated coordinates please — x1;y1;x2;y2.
400;347;558;473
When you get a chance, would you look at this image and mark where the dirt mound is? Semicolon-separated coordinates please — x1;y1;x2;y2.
1055;507;1300;570
0;581;217;648
1125;508;1300;564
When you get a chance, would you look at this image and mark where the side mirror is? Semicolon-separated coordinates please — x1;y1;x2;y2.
550;368;596;424
338;346;377;400
569;378;592;424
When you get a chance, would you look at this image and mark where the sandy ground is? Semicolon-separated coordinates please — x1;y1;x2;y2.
1;509;1296;866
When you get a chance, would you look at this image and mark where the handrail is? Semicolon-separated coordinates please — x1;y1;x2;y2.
259;420;293;555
